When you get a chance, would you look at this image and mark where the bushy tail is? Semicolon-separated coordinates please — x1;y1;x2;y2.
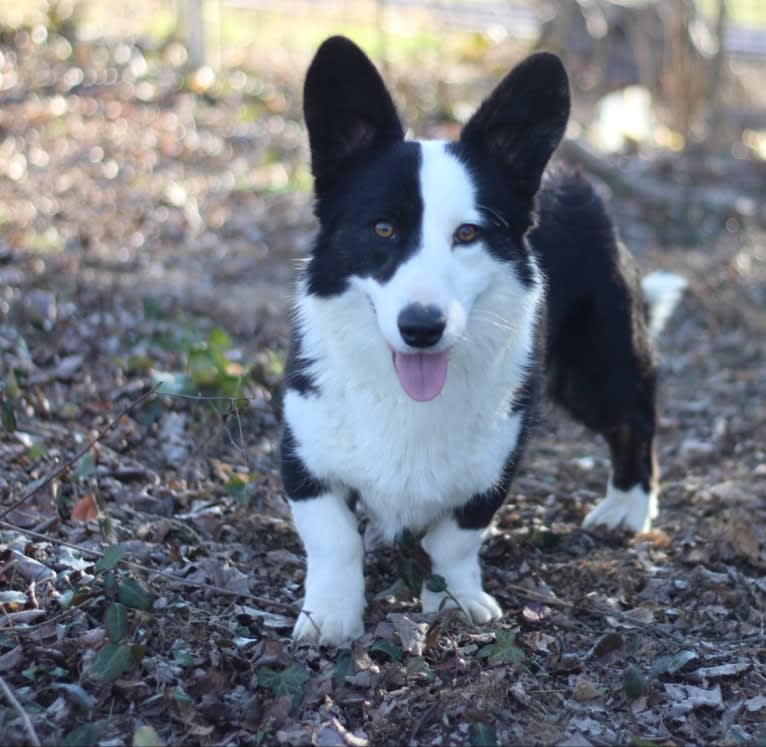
642;271;687;339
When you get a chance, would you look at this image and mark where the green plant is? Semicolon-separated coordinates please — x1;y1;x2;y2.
62;544;155;683
1;369;21;433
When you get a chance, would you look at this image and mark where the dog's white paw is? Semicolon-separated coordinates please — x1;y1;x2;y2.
289;493;366;646
421;587;502;623
292;599;365;645
582;482;657;533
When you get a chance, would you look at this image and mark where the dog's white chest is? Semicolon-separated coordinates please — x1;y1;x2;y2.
285;385;523;537
283;291;534;536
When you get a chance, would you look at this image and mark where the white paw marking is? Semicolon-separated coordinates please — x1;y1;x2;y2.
292;596;365;645
582;482;658;533
421;587;502;623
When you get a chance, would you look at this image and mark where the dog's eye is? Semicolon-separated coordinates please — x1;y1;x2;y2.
454;224;479;245
374;221;395;239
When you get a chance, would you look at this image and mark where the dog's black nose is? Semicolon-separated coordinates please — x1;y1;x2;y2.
397;304;446;348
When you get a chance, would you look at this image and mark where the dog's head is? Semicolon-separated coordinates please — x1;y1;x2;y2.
302;36;569;401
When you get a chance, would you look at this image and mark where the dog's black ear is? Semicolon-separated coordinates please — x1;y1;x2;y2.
460;52;570;200
304;36;404;193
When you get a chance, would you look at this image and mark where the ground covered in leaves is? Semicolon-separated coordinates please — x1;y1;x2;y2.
1;25;766;747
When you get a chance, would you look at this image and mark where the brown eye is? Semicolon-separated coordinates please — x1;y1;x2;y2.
374;221;395;239
454;223;479;245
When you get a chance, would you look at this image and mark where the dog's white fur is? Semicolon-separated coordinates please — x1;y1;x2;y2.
582;481;658;533
286;142;540;642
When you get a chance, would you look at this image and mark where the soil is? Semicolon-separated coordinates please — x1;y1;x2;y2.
1;28;765;747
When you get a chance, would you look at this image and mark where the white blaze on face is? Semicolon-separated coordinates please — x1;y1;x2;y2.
352;140;499;402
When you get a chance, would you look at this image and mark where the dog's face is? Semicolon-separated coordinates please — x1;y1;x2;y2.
302;37;569;401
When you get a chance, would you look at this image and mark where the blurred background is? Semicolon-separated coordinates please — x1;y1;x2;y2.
1;1;765;264
1;0;765;419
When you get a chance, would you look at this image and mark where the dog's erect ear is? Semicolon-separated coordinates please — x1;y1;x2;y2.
460;52;570;200
304;36;404;193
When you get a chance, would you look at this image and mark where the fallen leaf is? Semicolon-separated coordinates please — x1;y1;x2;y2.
571;675;604;702
664;683;723;715
651;649;700;677
587;632;624;660
688;661;751;682
0;645;23;673
389;613;429;656
745;695;766;712
477;629;525;666
132;725;164;747
70;492;99;522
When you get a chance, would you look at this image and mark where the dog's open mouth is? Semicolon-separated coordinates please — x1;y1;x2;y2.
392;350;449;402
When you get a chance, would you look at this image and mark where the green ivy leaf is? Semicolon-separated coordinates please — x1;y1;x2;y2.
71;451;95;480
90;642;135;683
171;687;192;704
529;528;560;550
257;663;309;708
172;647;195;667
188;349;219;387
63;724;97;747
25;443;48;460
334;648;353;688
105;602;129;642
470;722;498;747
208;327;232;352
623;664;645;700
117;578;154;611
398;557;424;596
425;574;447;593
1;396;17;433
95;544;125;574
477;630;525;666
369;639;403;662
405;656;432;681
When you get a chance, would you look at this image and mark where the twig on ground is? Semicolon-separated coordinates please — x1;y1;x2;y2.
0;674;41;747
0;385;159;523
505;583;573;608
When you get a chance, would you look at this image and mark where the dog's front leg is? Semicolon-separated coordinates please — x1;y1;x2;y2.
420;515;501;623
290;491;365;645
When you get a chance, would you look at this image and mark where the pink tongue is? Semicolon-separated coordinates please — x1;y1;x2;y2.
392;351;449;402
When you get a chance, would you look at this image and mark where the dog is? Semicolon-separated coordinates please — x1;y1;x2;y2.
280;36;678;645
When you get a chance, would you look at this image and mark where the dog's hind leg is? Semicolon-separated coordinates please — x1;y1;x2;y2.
545;298;659;533
582;414;659;533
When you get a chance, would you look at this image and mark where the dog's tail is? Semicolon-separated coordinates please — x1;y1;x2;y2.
642;270;687;339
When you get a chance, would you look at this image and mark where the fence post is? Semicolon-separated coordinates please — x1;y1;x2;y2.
177;0;206;68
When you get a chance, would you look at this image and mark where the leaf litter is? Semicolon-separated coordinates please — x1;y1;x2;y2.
0;21;765;747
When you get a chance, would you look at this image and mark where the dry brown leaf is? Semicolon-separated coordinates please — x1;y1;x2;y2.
70;491;99;522
571;675;603;701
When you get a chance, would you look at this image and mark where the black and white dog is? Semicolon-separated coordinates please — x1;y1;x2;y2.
281;36;677;645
